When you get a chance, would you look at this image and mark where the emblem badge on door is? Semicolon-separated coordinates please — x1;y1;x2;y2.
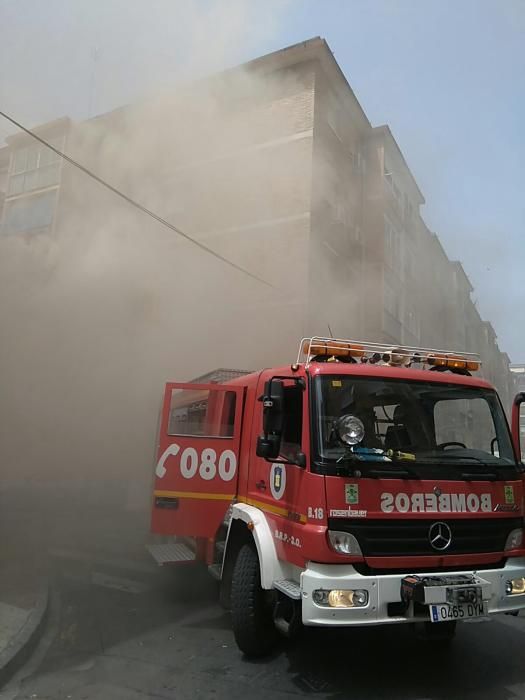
270;463;286;500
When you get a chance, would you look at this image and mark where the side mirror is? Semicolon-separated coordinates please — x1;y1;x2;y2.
511;393;525;461
256;379;285;461
262;379;284;435
294;451;307;468
256;434;281;459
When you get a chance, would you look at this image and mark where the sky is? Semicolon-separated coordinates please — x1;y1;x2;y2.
0;0;523;360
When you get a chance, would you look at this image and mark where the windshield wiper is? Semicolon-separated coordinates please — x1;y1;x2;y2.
428;453;485;463
334;446;420;478
418;453;502;478
367;466;419;479
334;462;418;479
336;447;390;465
334;455;419;479
461;470;498;481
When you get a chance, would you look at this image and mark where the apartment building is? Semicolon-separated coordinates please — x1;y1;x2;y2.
0;37;516;366
0;37;517;503
0;146;8;216
511;365;525;392
510;365;525;459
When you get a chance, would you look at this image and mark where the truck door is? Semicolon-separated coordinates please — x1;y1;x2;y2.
248;374;311;552
151;382;244;538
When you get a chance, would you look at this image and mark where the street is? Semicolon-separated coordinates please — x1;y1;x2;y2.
1;3;523;700
3;552;525;700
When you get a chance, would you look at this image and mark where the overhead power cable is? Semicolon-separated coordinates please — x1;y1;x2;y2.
0;110;272;288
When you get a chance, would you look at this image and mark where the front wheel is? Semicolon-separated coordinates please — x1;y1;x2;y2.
230;544;278;657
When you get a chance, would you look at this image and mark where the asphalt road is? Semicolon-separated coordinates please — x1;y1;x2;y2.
3;551;525;700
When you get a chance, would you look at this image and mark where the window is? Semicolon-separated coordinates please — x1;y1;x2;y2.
167;388;236;438
392;181;402;204
8;173;24;196
434;398;495;453
350;150;366;174
2;191;57;235
404;247;416;279
403;192;414;221
312;376;517;476
12;148;28;174
383;154;404;209
8;136;62;195
383;155;393;185
280;384;303;461
384;216;402;271
384;279;401;320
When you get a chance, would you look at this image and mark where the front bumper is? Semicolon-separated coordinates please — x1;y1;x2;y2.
300;558;525;626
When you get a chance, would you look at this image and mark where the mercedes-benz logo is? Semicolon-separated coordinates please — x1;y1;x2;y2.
428;522;452;551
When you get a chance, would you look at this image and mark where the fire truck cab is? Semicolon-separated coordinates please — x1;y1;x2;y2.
149;338;525;657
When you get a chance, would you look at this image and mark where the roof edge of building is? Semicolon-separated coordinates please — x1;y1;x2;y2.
235;37;371;130
452;260;474;292
373;124;425;204
6;116;73;145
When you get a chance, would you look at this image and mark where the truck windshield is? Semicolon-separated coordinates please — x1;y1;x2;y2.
313;375;518;476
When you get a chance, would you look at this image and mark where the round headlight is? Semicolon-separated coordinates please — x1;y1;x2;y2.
336;415;365;445
312;589;329;605
352;589;369;607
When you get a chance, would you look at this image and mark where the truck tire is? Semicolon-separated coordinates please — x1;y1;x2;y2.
230;543;278;657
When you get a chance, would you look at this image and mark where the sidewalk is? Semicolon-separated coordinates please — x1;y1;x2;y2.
0;545;50;688
0;487;151;688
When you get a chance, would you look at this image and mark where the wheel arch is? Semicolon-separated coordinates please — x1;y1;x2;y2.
224;503;284;590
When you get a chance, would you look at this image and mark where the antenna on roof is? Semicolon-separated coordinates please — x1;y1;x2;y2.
328;324;334;338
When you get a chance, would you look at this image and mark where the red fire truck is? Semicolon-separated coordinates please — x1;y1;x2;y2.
149;337;525;656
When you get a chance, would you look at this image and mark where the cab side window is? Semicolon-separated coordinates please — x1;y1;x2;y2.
280;384;303;460
168;388;236;437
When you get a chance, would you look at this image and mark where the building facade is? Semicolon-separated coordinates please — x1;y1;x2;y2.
0;37;518;505
510;365;525;459
1;118;69;239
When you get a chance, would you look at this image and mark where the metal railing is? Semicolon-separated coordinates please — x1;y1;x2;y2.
189;368;253;384
297;336;481;368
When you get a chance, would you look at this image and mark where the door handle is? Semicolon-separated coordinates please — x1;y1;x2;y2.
256;480;266;491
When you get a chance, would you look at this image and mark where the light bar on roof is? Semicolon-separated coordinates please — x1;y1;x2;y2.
301;339;364;359
297;337;481;372
427;354;481;372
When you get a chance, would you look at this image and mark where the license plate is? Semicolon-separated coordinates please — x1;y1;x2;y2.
430;601;487;623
